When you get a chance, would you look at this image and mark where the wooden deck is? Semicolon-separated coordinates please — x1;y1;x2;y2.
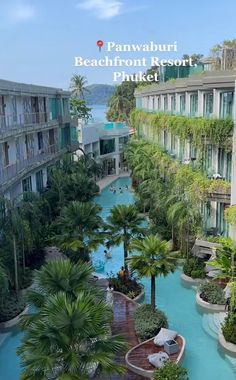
95;291;146;379
126;336;185;378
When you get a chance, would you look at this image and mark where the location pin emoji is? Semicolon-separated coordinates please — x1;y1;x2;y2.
97;40;104;52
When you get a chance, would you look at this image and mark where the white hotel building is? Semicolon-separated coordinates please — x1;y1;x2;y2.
0;79;79;200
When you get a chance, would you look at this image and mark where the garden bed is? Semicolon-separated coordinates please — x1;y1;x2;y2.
0;293;26;327
108;273;143;300
134;304;168;341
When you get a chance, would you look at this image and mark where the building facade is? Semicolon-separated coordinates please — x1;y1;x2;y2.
0;79;79;200
135;70;236;241
78;120;133;175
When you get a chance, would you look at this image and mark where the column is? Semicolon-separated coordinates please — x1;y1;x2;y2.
198;90;204;117
213;89;220;118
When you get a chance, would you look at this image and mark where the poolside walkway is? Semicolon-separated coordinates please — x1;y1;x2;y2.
95;292;147;380
96;171;130;191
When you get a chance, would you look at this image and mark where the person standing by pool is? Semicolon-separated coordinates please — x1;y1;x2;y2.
106;282;114;307
118;266;126;280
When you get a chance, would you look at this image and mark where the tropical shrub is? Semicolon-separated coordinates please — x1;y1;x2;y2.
199;282;225;304
0;294;26;322
183;258;205;279
108;272;142;299
153;362;189;380
134;304;168;341
222;313;236;344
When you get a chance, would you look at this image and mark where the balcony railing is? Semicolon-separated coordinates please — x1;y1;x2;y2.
0;144;64;187
0;112;72;135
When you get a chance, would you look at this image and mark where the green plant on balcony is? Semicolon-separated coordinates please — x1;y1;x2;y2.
225;205;236;226
130;109;233;149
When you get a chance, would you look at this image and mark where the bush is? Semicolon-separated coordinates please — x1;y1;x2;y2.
222;313;236;344
0;293;26;322
153;362;189;380
108;272;142;299
199;282;225;305
183;258;205;279
134;304;168;341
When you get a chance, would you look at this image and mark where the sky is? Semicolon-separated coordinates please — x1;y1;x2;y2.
0;0;236;89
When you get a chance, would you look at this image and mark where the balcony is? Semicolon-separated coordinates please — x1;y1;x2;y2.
0;144;67;193
0;112;70;140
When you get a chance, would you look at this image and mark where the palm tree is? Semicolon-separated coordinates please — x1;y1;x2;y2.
18;293;126;380
167;195;201;258
55;201;104;262
106;204;145;270
18;260;126;379
70;74;89;99
109;95;131;117
128;235;176;310
24;259;96;314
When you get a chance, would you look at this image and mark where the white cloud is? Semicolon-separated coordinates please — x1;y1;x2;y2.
77;0;123;19
7;3;36;24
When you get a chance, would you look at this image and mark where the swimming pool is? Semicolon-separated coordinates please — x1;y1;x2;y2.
92;177;236;380
0;176;235;380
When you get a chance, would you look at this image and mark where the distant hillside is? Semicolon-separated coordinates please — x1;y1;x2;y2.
84;84;116;105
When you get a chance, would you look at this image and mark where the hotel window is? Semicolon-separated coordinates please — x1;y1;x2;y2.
163;130;168;149
36;170;44;192
171;134;176;153
100;138;115;155
170;95;176;113
37;132;43;150
226;152;232;182
3;142;9;166
22;176;32;193
218;148;225;177
164;96;168;111
220;92;233;118
180;95;186;114
157;97;161;110
49;129;55;146
203;92;213;117
190;94;198;117
204;144;212;173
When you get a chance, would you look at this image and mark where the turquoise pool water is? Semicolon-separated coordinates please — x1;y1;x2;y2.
0;176;235;379
92;177;235;380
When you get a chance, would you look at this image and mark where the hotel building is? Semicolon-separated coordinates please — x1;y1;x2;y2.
0;79;79;200
134;70;236;242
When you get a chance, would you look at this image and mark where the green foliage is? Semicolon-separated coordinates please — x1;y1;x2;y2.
130;109;233;149
183;258;205;279
70;97;92;121
0;294;25;322
107;80;137;121
225;205;236;226
199;282;225;304
153;362;189;380
18;259;127;379
222;313;236;344
108;272;142;299
134;304;168;341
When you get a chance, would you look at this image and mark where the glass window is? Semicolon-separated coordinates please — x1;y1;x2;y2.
180;95;186;114
164;96;168;111
218;148;225;176
37;132;43;150
204;144;212;173
190;94;198;117
170;95;176;113
100;139;115;155
49;129;55;146
163;131;168;149
226;152;232;182
220;92;233;118
171;134;176;153
203;92;213;117
157;97;161;110
22;176;32;193
36;170;44;192
3;142;9;166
